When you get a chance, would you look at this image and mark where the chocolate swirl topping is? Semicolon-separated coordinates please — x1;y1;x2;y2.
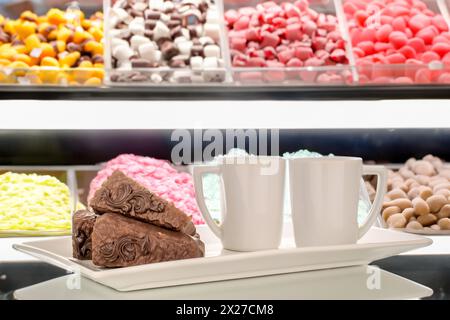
101;183;165;215
99;235;151;263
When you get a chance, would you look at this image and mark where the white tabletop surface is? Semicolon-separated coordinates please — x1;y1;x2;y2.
12;265;432;300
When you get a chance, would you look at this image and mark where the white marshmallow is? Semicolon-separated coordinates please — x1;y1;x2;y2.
204;44;221;58
111;38;129;49
150;73;163;83
118;61;132;70
203;57;218;68
190;56;203;69
111;38;128;49
153;21;171;41
181;28;191;40
113;45;134;61
174;36;188;44
123;15;133;24
160;13;170;23
195;25;203;37
133;2;147;12
206;9;219;23
113;0;126;8
149;0;164;11
204;23;220;42
129;17;145;35
109;16;119;28
199;36;214;46
109;29;122;38
130;35;150;50
177;40;193;55
163;1;175;12
111;8;129;22
139;45;162;64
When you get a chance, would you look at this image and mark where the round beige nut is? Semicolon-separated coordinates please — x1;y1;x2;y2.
429;177;448;188
435;189;450;198
437;204;450;219
401;184;410;193
392;181;404;190
409;182;420;190
423;154;443;170
407;187;420;200
412;197;430;216
399;167;414;179
387;188;407;200
438;218;450;230
383;198;413;211
402;208;415;220
412;160;435;176
430;224;441;231
426;195;447;213
382;206;401;221
417;213;437;226
406;220;423;230
433;182;450;193
405;157;416;170
415;175;430;185
419;187;433;200
439;169;450;179
409;216;417;221
387;213;407;228
404;178;417;188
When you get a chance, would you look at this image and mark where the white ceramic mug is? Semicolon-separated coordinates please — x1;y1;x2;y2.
289;157;387;247
193;156;286;251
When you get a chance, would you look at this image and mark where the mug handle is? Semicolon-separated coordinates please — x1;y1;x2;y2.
358;165;388;239
192;164;223;239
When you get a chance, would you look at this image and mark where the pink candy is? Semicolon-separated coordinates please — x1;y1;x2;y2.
345;0;450;84
226;0;349;83
88;154;204;225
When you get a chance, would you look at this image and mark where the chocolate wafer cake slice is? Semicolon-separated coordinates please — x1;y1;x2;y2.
89;170;195;236
92;213;204;268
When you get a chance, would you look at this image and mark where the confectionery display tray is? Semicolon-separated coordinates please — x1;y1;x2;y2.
13;225;431;291
2;0;450;86
379;163;450;235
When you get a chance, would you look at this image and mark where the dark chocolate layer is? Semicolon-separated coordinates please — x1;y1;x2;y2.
92;213;204;268
72;210;98;260
89;170;195;236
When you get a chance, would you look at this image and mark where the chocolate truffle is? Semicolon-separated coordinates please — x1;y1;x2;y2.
92;213;204;268
72;210;98;260
89;170;196;236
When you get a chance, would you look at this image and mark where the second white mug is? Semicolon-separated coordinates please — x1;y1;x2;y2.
289;156;387;247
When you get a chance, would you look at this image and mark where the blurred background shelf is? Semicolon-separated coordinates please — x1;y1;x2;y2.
2;85;450;99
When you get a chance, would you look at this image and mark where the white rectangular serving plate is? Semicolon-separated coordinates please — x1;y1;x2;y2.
14;225;432;292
